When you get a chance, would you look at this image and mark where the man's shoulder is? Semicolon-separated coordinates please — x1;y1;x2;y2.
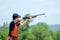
10;21;15;24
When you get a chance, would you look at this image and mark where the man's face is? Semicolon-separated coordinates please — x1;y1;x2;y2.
16;18;22;22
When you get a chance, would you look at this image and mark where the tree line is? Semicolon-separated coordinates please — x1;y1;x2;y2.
0;14;60;40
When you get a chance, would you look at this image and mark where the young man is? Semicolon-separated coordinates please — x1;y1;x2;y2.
7;13;32;40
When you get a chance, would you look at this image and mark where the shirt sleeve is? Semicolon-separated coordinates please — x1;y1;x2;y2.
8;21;15;36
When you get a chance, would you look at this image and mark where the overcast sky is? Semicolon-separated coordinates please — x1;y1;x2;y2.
0;0;60;26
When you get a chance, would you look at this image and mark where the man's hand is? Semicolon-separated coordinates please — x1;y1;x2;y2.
20;17;32;27
29;17;32;19
7;36;12;40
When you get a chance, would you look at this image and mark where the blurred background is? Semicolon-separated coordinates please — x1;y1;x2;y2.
0;0;60;40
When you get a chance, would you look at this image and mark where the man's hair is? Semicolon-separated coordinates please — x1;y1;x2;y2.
12;13;21;20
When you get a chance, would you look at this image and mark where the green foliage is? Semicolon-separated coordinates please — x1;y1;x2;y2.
0;22;8;40
25;13;30;17
56;30;60;40
31;22;53;40
0;22;60;40
0;29;8;40
0;15;60;40
26;33;36;40
18;31;36;40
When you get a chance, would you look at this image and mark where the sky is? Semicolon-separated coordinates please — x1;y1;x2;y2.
0;0;60;26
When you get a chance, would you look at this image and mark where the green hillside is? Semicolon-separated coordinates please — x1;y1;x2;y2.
49;24;60;31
